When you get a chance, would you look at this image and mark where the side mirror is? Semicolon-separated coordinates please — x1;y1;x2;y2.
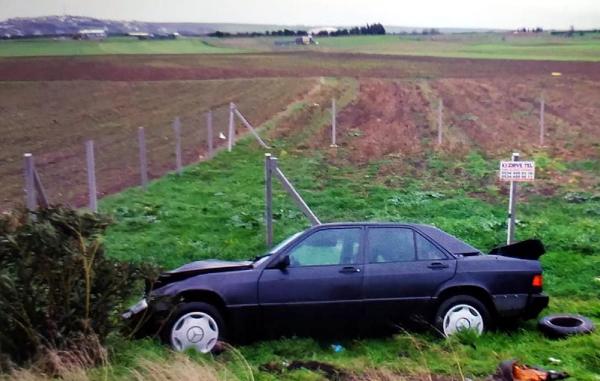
276;255;290;270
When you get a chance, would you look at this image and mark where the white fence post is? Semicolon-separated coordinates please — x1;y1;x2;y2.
85;140;97;212
227;102;235;152
24;153;36;210
173;117;182;174
507;152;519;244
539;95;545;146
138;127;148;190
437;99;443;146
331;98;337;147
207;110;213;157
265;153;273;248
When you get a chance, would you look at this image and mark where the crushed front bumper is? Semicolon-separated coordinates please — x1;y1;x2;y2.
122;298;148;320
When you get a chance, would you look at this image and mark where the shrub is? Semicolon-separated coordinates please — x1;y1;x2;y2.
0;207;144;368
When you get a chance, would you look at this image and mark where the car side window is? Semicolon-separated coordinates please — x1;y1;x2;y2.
416;233;447;260
367;227;415;263
288;228;361;267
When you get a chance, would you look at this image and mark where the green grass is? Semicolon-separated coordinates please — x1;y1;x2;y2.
312;34;600;61
97;79;600;380
4;34;600;61
0;37;241;57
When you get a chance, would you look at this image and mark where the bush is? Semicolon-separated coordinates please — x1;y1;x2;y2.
0;207;145;368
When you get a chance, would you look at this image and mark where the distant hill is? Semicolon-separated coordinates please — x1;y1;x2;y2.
0;15;507;38
0;15;313;38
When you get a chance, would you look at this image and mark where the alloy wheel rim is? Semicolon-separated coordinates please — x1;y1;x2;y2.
442;303;484;336
170;312;219;353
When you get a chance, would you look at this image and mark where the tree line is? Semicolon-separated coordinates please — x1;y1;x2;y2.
208;23;386;38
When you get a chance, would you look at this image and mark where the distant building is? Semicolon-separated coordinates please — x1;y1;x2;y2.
73;29;106;40
128;32;178;40
295;35;316;45
129;32;151;40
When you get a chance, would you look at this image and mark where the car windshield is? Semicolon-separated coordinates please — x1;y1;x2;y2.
252;231;303;262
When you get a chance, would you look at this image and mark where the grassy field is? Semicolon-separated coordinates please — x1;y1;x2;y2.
0;37;240;57
310;35;600;61
92;78;600;380
2;34;600;62
2;35;600;380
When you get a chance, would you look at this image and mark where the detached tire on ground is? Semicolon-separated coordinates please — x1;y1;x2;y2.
434;295;491;337
163;302;226;353
538;314;595;338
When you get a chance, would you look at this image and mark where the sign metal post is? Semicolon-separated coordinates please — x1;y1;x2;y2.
499;153;535;244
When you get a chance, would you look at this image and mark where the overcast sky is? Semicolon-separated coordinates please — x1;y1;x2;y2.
1;0;599;29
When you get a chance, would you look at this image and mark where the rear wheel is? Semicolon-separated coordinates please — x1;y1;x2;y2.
164;302;225;353
434;295;490;337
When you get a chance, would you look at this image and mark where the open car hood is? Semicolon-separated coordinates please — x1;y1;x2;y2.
489;239;546;260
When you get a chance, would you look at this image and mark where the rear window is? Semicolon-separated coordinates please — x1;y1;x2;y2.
416;233;447;260
417;225;480;255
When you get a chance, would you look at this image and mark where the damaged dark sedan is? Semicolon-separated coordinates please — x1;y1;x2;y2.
123;222;549;353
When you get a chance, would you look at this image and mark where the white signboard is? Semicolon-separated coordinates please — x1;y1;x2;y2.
499;161;535;182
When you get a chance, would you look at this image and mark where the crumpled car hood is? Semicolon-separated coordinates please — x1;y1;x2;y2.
166;259;253;275
150;259;253;291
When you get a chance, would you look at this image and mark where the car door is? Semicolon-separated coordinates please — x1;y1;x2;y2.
363;226;456;323
258;227;364;333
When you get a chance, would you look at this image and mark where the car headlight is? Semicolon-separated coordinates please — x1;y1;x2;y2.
122;298;148;319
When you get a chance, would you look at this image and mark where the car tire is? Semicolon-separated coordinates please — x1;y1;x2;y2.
538;314;595;338
163;302;226;353
434;295;491;337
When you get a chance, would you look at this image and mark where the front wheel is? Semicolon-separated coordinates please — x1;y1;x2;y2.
434;295;490;337
164;302;225;353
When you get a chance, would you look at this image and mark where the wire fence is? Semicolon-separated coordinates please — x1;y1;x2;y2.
18;103;238;210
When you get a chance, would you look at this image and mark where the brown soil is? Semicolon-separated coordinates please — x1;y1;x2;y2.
0;78;316;210
431;76;600;160
332;79;430;163
1;53;600;81
2;53;600;209
327;76;600;165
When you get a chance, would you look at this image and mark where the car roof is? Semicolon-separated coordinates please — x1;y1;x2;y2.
315;222;481;256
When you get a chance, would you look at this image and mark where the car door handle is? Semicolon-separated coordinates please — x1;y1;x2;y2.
339;266;361;274
428;262;449;269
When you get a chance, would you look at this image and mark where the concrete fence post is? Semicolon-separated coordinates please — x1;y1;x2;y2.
24;153;36;210
265;153;273;248
437;99;443;146
227;102;235;152
207;110;214;157
138;127;148;190
507;152;519;244
173;117;182;174
85;140;97;212
539;95;545;146
331;98;337;147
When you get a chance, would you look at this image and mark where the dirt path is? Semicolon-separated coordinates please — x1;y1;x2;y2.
333;79;430;163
